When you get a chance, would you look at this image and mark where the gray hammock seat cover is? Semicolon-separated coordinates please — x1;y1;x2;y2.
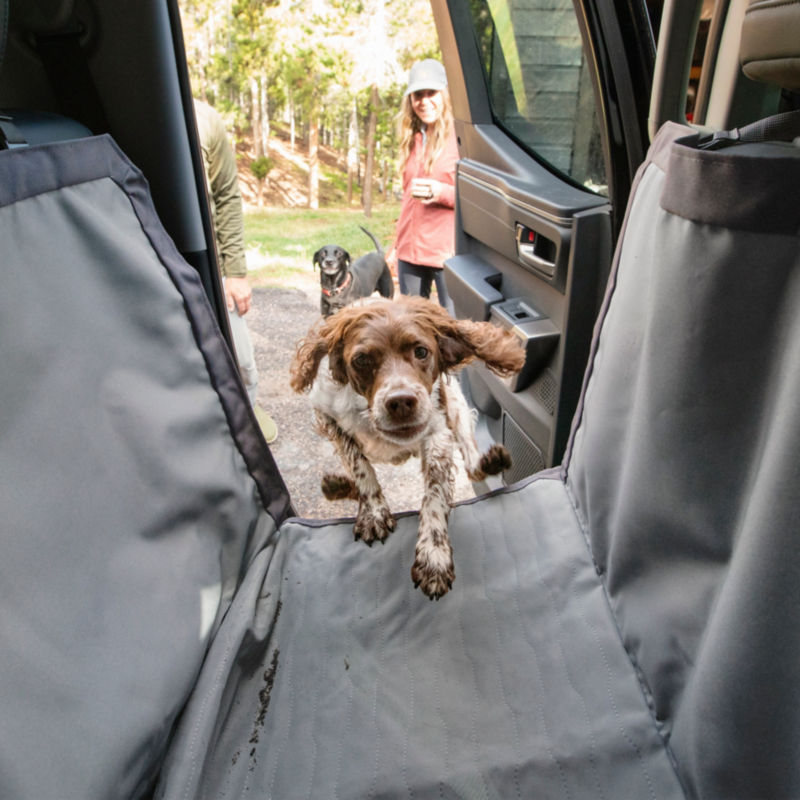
0;126;798;799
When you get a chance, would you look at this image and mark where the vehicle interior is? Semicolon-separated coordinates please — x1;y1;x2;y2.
1;0;798;798
432;0;800;485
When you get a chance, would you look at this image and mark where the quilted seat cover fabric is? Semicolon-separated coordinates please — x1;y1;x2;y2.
156;482;682;799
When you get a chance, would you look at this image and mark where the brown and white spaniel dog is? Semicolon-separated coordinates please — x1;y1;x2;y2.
290;296;525;600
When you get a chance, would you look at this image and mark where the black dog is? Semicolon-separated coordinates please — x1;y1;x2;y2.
313;226;394;317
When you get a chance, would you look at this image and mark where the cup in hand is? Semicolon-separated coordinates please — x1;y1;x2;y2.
410;178;434;200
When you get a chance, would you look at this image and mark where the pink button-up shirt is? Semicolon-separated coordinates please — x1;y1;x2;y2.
394;127;459;269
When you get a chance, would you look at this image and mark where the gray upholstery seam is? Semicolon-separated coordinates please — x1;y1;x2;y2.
510;488;605;799
433;629;450;799
453;564;492;800
264;575;307;798
476;507;525;798
332;612;357;800
400;574;417;799
179;565;263;800
562;478;688;796
367;548;389;798
280;471;558;527
305;541;336;797
558;483;662;799
504;490;574;799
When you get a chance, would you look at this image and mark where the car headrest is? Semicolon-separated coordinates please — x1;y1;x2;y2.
9;0;75;35
740;0;800;90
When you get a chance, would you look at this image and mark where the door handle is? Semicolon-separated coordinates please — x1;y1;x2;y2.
515;223;556;278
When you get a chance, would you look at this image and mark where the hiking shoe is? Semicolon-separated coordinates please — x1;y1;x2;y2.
254;405;278;444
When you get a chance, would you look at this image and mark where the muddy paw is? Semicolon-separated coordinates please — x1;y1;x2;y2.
469;444;512;480
411;544;455;600
321;473;358;501
354;502;395;545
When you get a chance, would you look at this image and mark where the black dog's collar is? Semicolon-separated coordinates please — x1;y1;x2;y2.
322;271;352;297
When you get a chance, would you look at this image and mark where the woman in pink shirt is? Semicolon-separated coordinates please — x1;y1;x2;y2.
391;59;458;308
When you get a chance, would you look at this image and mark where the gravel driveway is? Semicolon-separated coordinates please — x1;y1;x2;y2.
246;278;475;519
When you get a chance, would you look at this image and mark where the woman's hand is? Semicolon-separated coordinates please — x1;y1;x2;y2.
410;178;443;204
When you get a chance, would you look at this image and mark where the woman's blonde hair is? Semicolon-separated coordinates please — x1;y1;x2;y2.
396;89;454;176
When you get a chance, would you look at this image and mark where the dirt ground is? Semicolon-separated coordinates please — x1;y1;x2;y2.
246;272;475;519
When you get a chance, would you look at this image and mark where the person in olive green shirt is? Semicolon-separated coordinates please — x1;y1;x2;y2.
194;99;277;443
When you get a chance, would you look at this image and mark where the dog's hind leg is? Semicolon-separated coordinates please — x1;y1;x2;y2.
321;473;358;500
444;376;511;481
376;264;395;299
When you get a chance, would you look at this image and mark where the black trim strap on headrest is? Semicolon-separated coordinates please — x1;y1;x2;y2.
697;108;800;150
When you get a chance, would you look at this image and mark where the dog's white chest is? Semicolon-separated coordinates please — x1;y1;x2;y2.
308;359;422;463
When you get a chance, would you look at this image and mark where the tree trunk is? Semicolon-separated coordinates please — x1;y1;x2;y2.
361;84;379;217
251;76;263;158
261;77;269;156
346;98;358;205
383;157;391;200
289;97;295;153
308;113;319;209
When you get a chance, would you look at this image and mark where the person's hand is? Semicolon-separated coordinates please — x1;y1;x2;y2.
386;246;398;277
410;178;443;205
225;275;252;315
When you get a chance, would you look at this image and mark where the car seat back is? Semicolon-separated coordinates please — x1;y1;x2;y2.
0;135;290;798
564;2;800;796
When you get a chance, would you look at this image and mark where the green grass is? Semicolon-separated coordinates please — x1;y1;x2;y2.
244;204;399;287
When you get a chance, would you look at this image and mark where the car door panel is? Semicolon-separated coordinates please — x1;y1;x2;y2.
448;192;611;477
431;0;649;480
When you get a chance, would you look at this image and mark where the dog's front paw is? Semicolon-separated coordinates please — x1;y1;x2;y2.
354;500;395;545
469;444;512;481
411;540;455;600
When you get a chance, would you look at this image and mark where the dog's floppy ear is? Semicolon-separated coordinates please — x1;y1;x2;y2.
312;248;323;270
290;324;328;392
343;250;351;267
290;315;351;392
430;307;525;377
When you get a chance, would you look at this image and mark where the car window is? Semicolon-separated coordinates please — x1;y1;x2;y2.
467;0;608;194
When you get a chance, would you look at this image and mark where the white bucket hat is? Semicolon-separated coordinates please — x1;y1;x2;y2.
404;59;447;96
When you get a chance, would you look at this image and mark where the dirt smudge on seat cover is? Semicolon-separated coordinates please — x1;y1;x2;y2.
248;647;281;770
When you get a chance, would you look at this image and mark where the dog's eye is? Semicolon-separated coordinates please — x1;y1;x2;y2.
352;353;371;369
414;346;429;360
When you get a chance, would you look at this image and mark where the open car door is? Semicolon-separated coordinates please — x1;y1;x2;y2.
430;0;655;480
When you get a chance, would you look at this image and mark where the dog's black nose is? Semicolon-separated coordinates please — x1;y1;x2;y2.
385;392;417;421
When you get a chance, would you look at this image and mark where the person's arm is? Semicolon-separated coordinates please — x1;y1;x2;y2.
205;110;251;314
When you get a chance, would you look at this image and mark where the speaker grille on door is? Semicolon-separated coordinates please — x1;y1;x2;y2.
532;368;558;416
502;412;545;485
